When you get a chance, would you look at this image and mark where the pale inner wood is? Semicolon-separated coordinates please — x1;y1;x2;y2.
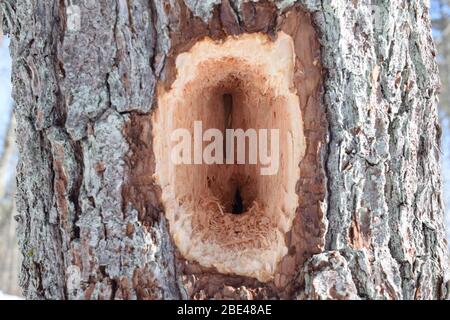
153;32;305;282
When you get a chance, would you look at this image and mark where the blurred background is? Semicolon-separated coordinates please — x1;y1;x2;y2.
1;2;450;298
0;33;20;298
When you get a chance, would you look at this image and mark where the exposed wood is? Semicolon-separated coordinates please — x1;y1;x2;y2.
153;31;307;283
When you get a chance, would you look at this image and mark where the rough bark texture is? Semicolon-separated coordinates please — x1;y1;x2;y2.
1;0;449;300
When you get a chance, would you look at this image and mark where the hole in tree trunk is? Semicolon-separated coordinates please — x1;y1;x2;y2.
153;32;306;282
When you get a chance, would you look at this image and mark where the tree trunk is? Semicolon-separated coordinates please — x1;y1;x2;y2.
1;0;449;300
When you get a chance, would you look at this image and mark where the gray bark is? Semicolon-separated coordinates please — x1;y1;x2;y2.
1;0;449;300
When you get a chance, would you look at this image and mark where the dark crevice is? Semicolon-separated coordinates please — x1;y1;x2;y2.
232;188;244;215
229;0;243;26
148;0;161;77
223;93;233;130
223;92;233;159
69;140;83;241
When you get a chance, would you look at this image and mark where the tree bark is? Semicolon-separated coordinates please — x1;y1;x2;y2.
1;0;449;300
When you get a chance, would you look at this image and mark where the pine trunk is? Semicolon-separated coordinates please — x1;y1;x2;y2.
1;0;449;300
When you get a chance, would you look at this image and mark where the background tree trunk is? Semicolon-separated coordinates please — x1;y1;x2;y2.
0;32;20;295
0;114;21;296
1;0;449;300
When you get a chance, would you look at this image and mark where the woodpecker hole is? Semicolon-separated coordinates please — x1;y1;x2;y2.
153;32;306;282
